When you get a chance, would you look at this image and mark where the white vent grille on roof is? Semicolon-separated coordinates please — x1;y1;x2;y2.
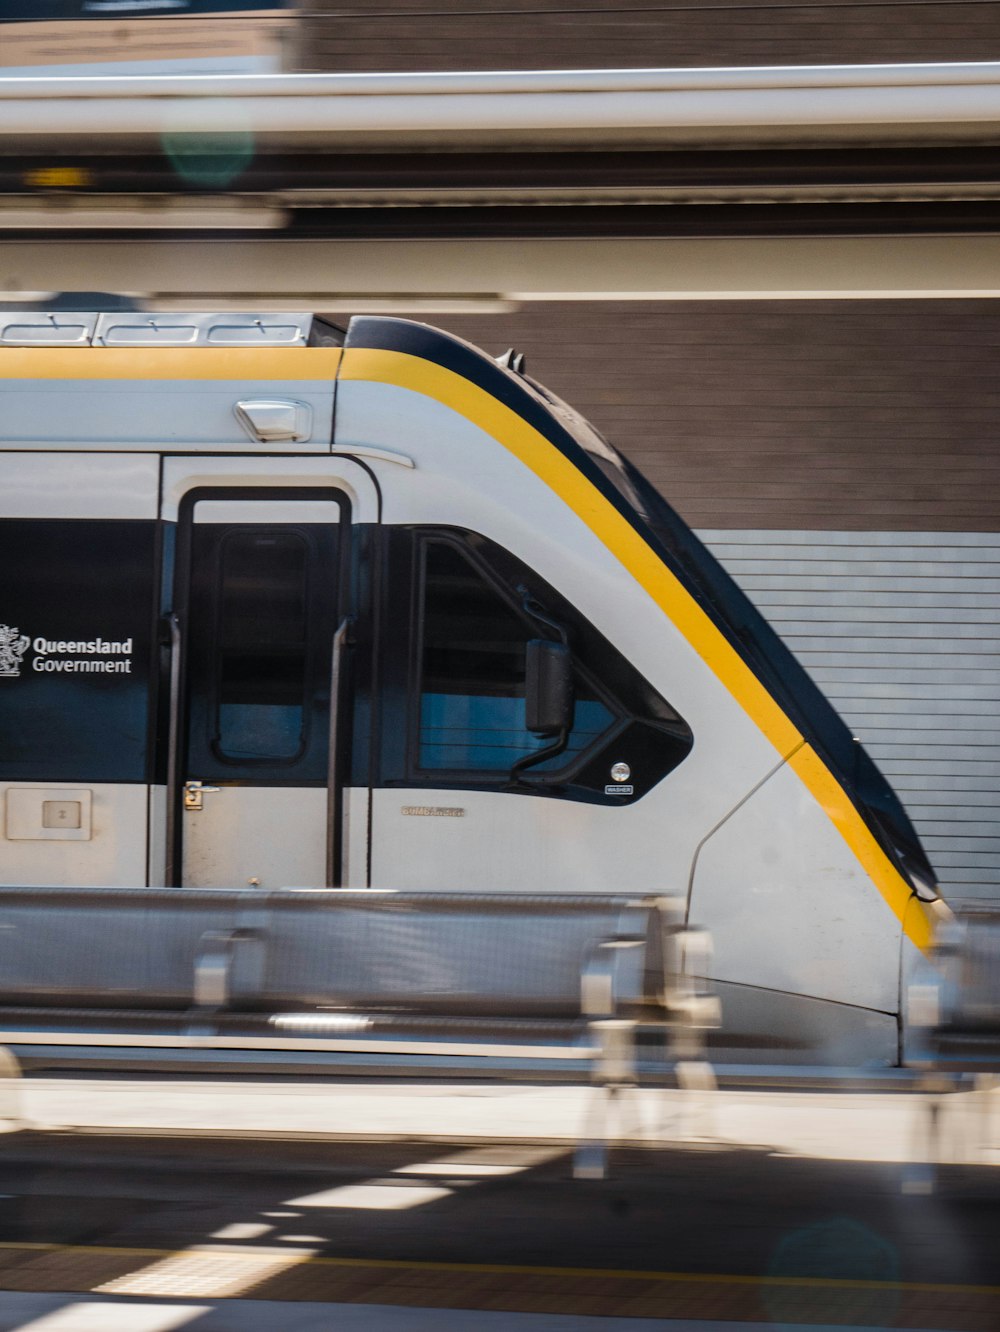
0;311;315;347
94;313;313;346
0;313;98;346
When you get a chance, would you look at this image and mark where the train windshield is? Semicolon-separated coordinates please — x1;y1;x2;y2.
525;374;939;903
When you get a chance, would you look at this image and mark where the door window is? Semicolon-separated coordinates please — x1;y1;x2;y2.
181;494;342;784
216;530;310;762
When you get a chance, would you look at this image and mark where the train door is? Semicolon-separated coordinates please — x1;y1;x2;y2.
161;459;378;890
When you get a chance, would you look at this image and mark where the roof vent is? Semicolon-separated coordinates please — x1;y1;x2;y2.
0;312;97;346
94;312;312;347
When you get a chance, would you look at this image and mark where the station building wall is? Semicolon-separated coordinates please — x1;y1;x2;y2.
294;0;998;71
416;300;1000;905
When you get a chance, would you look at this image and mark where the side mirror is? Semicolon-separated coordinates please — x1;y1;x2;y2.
525;639;574;736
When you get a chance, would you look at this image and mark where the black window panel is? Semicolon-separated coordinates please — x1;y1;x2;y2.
184;520;339;782
382;527;693;804
419;541;528;771
215;532;309;762
417;540;617;774
219;532;308;647
0;519;156;784
422;540;528;694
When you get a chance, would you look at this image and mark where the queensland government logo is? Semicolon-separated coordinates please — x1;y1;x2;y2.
0;625;29;678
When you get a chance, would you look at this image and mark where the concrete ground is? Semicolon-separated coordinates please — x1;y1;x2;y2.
0;1075;992;1330
0;1295;966;1331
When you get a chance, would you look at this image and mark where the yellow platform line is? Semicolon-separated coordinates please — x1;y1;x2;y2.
0;1241;995;1296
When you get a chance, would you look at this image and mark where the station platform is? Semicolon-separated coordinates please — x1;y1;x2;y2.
0;1293;967;1332
0;1075;993;1331
5;1072;999;1167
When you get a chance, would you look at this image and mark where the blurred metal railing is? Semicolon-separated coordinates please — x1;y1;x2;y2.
0;886;719;1175
905;909;1000;1189
908;909;1000;1072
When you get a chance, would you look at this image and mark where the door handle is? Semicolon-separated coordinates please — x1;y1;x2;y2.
164;612;182;885
183;780;221;812
326;615;355;888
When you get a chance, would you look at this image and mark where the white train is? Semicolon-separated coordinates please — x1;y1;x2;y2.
0;310;947;1064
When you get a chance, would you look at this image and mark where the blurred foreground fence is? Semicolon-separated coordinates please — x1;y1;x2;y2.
0;886;718;1174
906;909;1000;1189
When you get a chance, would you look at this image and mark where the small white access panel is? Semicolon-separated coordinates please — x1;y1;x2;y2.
6;787;92;841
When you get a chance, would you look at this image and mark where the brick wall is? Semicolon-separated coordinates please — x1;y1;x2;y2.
293;0;1000;72
380;300;1000;531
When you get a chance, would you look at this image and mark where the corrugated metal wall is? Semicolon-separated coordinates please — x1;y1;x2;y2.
702;530;1000;905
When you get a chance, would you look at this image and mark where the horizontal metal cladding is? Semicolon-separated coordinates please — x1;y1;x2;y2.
12;65;1000;152
702;529;1000;902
